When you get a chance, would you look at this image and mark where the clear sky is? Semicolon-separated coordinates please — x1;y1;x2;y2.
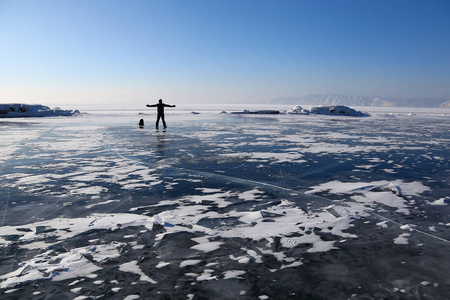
0;0;449;104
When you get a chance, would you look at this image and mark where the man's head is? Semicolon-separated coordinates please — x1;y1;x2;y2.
159;99;163;103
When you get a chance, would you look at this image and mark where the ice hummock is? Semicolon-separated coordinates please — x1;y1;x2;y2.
230;109;280;114
0;103;80;118
226;105;369;116
287;105;370;116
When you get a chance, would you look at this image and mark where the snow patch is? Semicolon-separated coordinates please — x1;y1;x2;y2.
180;260;202;268
428;198;448;206
394;233;411;245
119;261;157;284
223;270;246;279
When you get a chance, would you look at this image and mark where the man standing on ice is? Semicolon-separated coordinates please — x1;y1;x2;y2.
146;99;176;129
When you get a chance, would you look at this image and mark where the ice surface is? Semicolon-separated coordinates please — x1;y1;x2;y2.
0;104;449;299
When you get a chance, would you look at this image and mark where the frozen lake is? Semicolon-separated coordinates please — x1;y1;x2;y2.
0;104;449;299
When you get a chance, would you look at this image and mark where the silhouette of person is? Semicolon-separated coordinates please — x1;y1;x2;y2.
146;99;176;129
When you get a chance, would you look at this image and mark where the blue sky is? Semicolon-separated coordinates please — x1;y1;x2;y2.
0;0;449;104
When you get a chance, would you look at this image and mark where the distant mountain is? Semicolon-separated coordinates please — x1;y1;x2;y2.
271;94;449;108
440;100;450;108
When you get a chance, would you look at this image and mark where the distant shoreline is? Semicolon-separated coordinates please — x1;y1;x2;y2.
271;94;450;108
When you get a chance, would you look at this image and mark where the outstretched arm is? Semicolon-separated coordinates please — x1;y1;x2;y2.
146;104;157;107
164;104;176;107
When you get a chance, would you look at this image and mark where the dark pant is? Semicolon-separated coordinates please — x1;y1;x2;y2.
156;114;166;128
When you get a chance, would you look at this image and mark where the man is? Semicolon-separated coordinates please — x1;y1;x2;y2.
146;99;176;129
